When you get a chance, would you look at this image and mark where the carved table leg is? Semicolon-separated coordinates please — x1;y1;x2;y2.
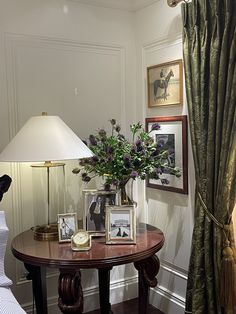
98;267;113;314
24;263;48;314
134;255;160;314
58;269;83;314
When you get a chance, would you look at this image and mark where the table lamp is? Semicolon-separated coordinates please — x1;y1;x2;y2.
0;112;93;240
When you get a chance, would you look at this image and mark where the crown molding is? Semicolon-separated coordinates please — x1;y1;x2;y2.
67;0;160;11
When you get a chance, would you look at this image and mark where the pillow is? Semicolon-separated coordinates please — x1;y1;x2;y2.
0;287;26;313
0;211;12;287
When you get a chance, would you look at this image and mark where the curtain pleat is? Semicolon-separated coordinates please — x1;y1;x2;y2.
182;0;236;313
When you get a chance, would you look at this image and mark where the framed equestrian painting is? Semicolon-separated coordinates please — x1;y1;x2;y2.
147;59;183;107
145;115;188;194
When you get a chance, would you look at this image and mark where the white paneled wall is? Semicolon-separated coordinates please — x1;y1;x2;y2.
134;2;195;314
0;1;137;312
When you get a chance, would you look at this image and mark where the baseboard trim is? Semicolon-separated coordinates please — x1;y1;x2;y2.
22;274;185;314
150;284;185;314
22;275;138;313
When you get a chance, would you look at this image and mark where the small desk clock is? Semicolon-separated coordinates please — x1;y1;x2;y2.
71;230;91;251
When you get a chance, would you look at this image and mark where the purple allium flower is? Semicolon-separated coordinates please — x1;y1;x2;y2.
98;129;106;137
151;123;161;131
151;150;158;157
137;145;143;152
83;176;91;182
155;167;162;175
107;146;113;154
79;158;90;166
110;119;116;125
123;154;131;168
89;135;97;146
111;179;119;186
104;183;111;191
72;168;80;174
115;125;121;133
135;139;142;146
92;156;99;163
123;154;131;162
131;145;136;154
130;170;138;179
133;159;141;167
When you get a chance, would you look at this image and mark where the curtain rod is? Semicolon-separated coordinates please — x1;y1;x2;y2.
167;0;190;7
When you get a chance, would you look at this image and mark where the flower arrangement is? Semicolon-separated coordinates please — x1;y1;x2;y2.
73;119;181;189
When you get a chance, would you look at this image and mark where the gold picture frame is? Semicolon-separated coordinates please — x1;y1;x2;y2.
147;59;183;107
105;205;136;245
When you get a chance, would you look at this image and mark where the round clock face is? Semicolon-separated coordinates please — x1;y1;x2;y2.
73;231;89;245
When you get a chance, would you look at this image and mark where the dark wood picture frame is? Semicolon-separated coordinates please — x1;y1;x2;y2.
145;115;188;194
147;59;183;107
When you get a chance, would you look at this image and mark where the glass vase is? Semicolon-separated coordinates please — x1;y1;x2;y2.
118;179;133;205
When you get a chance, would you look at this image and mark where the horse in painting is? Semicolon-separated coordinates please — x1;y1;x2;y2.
153;69;174;101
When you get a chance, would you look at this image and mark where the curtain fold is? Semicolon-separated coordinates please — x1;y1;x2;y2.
182;0;236;313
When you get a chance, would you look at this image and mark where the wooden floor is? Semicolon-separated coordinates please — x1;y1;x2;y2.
85;298;164;314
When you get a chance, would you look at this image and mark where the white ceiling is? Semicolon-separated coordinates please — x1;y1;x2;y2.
69;0;160;11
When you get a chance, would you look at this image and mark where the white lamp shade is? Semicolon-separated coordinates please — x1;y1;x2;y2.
0;115;93;162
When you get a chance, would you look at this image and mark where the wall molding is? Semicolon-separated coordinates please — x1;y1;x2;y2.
160;259;188;280
21;272;186;314
68;0;160;12
4;32;126;284
21;275;138;313
151;284;185;314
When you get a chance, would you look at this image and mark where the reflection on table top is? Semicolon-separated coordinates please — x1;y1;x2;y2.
11;223;164;269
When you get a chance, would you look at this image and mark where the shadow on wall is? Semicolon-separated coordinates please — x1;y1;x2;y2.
146;187;188;259
167;11;182;38
147;187;188;313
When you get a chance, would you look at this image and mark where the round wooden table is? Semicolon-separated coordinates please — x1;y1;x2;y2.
11;223;164;314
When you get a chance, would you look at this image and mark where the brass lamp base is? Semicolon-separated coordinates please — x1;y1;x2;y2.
33;224;58;241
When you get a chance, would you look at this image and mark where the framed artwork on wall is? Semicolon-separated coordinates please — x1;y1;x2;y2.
105;205;136;244
82;189;119;235
147;59;183;107
145;115;188;194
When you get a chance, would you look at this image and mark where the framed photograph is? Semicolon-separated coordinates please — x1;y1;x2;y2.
83;189;119;235
145;115;188;194
58;213;78;243
147;59;183;107
105;205;136;244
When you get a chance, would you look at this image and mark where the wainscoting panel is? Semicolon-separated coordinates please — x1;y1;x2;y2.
3;32;126;308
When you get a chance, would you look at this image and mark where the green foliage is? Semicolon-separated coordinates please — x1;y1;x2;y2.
74;119;181;188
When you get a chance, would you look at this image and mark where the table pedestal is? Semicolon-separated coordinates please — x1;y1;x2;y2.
58;269;83;313
12;224;164;314
134;255;160;314
25;255;160;314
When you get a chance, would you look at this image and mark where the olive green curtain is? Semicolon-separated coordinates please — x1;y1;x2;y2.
182;0;236;313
